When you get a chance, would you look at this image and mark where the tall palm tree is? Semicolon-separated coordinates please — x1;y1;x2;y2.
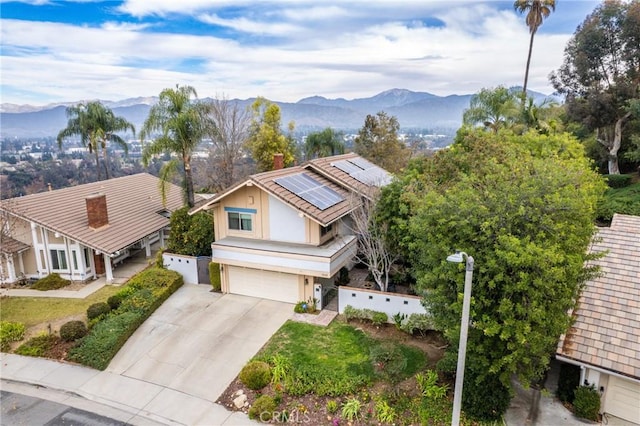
514;0;556;100
140;85;206;207
304;127;345;160
57;101;135;180
462;86;520;132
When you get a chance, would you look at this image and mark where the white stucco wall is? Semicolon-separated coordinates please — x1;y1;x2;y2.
268;195;306;243
338;286;428;322
163;253;199;284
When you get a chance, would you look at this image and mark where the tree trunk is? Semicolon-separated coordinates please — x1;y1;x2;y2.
605;113;632;175
184;157;195;207
102;141;111;180
522;29;537;102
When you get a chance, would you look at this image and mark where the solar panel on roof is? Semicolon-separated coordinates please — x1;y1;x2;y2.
274;173;344;210
332;158;392;186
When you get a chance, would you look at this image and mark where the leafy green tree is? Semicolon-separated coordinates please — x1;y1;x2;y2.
140;85;207;207
550;0;640;174
166;207;214;257
380;128;605;419
462;87;520;133
354;111;409;173
304;127;345;159
514;0;556;100
248;97;296;172
57;101;135;180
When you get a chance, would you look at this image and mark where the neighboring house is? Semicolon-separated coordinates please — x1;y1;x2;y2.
0;173;184;284
556;214;640;425
191;153;391;304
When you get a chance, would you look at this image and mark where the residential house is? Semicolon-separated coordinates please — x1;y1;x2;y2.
191;153;391;305
556;214;640;425
0;173;184;284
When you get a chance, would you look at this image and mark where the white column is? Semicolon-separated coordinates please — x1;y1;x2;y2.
160;230;166;249
145;237;152;258
41;227;51;274
18;252;25;276
103;253;114;283
5;254;16;282
31;222;44;274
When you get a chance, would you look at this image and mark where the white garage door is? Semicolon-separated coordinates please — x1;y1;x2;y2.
228;266;299;303
605;376;640;424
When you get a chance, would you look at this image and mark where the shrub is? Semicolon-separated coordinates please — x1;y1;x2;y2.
166;207;214;257
573;385;600;422
596;182;640;221
15;334;57;357
370;342;407;384
87;302;111;320
239;361;272;390
401;313;435;336
69;267;183;370
393;312;407;329
371;311;388;326
605;173;632;188
462;369;512;421
326;400;338;414
270;354;290;384
416;370;448;400
31;273;71;291
59;320;87;342
248;395;277;422
375;399;397;424
107;294;123;310
556;362;581;403
0;321;26;351
155;248;165;268
209;262;221;292
341;398;361;422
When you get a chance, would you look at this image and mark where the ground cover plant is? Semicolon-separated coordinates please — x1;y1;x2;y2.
30;273;72;291
218;318;495;425
596;180;640;222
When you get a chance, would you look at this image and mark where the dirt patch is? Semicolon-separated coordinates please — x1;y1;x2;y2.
10;314;86;352
216;316;447;424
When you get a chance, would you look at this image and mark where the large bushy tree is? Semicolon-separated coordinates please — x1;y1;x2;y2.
550;0;640;174
380;128;605;419
57;101;135;180
354;111;409;173
140;85;207;207
248;97;296;172
166;207;214;257
304;127;345;160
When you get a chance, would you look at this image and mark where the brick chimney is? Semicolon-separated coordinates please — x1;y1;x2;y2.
273;153;284;170
86;193;109;229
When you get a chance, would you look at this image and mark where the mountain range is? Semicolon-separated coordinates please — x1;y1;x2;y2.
0;88;555;138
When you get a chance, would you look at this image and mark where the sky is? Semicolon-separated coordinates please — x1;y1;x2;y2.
0;0;602;107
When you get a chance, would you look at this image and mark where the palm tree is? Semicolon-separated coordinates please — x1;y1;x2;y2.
57;102;135;180
140;85;206;207
462;86;520;132
514;0;556;100
304;128;345;160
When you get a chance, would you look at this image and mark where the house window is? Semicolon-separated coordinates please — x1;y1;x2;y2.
84;248;91;269
228;212;253;231
321;223;333;237
50;249;68;270
72;251;78;270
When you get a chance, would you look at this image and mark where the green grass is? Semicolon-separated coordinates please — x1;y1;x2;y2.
0;285;120;327
254;321;426;396
597;181;640;221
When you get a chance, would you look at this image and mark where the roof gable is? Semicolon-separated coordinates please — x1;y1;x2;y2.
0;173;185;254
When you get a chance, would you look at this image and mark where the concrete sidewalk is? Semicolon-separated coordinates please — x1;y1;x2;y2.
0;353;253;425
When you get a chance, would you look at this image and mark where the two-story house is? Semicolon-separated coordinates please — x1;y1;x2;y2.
191;153;391;305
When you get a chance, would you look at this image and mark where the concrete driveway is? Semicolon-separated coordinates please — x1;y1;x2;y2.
107;284;292;403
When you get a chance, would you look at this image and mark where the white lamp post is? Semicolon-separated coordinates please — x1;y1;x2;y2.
446;251;474;426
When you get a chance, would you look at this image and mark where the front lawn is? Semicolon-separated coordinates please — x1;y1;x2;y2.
217;318;488;425
0;285;120;327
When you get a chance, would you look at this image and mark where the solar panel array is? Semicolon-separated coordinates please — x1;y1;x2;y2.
332;158;392;186
274;173;344;210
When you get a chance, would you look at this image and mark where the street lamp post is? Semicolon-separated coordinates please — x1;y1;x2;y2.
446;251;474;426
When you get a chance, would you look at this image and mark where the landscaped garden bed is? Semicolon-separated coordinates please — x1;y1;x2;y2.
217;317;467;425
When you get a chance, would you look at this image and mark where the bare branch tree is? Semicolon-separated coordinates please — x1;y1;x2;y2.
347;186;398;292
204;95;252;190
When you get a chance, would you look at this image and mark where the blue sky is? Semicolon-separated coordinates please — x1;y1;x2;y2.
0;0;601;107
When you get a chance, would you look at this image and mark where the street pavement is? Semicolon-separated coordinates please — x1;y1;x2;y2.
1;285;293;425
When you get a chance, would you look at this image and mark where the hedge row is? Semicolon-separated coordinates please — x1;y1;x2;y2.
68;267;183;370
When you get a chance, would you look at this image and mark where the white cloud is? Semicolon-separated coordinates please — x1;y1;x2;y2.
197;13;302;36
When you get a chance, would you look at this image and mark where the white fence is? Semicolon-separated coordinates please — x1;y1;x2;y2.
163;253;200;284
338;286;427;322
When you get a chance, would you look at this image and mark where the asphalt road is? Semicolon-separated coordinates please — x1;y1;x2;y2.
0;390;127;426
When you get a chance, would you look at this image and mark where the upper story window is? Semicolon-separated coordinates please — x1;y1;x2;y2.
228;212;252;231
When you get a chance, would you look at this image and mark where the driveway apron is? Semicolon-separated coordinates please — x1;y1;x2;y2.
107;285;292;402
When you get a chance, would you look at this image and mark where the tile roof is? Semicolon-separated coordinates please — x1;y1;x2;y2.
0;174;184;255
557;215;640;379
0;233;30;254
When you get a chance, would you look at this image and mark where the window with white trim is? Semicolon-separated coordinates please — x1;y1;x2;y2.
228;212;253;231
50;249;68;270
